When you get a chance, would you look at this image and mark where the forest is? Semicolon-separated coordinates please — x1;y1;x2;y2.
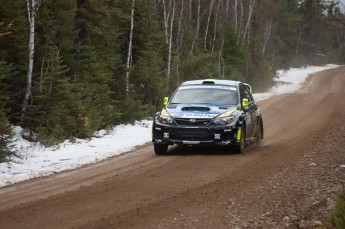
0;0;345;160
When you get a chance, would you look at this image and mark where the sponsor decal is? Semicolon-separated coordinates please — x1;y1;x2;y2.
180;113;217;118
179;85;236;91
221;141;231;144
183;141;200;144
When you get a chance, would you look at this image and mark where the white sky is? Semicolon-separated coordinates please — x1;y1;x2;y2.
337;0;345;12
0;64;339;188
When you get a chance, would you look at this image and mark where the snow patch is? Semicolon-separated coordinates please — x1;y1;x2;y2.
253;64;338;101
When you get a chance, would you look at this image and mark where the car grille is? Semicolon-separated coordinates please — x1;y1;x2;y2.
171;128;212;141
174;118;210;126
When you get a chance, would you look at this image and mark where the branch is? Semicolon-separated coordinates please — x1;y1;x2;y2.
0;21;13;39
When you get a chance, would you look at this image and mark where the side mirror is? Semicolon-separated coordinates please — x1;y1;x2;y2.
242;98;249;109
163;97;169;107
243;83;253;94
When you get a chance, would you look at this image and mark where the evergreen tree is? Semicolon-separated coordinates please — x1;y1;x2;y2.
298;0;329;62
0;0;29;123
130;1;165;113
271;0;302;68
0;56;16;162
24;44;85;144
76;0;125;130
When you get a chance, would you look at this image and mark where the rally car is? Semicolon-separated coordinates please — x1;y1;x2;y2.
152;79;263;155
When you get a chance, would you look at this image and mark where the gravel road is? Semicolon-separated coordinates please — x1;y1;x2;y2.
0;66;344;229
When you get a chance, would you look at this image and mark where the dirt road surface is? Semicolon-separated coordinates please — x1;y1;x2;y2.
1;67;345;228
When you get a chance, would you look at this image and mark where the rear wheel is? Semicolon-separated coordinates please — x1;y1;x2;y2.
154;143;168;155
257;122;262;143
234;126;246;153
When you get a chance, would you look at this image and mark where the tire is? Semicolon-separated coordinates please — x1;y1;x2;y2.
257;122;262;143
154;143;168;155
234;125;246;153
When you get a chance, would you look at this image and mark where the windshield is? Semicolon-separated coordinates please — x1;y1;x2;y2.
170;86;238;105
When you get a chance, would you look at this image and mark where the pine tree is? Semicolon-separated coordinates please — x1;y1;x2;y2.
130;1;165;113
22;44;82;144
270;0;301;68
0;0;29;123
0;56;17;162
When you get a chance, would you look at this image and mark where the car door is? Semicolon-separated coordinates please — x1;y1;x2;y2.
239;84;256;139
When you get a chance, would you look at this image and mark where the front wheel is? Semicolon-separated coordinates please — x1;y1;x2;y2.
154;143;168;155
234;126;246;153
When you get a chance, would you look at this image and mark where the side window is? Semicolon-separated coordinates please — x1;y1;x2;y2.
240;85;253;101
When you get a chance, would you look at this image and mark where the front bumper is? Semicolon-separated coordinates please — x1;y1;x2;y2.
152;123;239;146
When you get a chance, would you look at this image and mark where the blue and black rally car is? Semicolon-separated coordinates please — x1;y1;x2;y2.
152;79;263;155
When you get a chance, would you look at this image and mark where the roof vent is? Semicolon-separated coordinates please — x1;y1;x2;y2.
202;79;216;84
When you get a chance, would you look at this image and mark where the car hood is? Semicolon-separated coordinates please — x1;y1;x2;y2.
165;104;237;119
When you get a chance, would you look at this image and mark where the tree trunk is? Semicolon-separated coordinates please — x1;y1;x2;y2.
296;25;302;56
262;19;272;54
22;0;44;120
237;0;243;45
162;0;169;44
176;0;184;85
234;0;238;33
189;0;192;24
126;0;135;97
219;6;225;79
167;0;175;80
177;0;184;50
190;0;200;54
211;0;220;53
242;0;256;45
204;0;214;50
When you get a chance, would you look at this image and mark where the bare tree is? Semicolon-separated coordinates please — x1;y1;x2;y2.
226;0;230;17
177;0;185;50
236;0;243;45
22;0;44;119
261;0;273;54
219;0;226;78
167;0;175;80
234;0;238;33
162;0;169;44
296;25;302;56
176;0;185;85
0;21;13;39
242;0;256;45
211;0;220;53
190;0;200;54
189;0;192;24
262;19;272;54
126;0;135;97
204;0;214;50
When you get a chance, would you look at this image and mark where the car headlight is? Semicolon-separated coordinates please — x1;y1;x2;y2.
156;109;174;124
156;115;174;124
212;116;234;125
211;109;235;125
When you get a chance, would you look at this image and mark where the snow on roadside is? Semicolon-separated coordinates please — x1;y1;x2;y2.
253;64;338;101
0;64;340;187
0;121;152;187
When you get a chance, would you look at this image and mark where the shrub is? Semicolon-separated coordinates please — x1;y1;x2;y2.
0;110;16;162
331;190;345;228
